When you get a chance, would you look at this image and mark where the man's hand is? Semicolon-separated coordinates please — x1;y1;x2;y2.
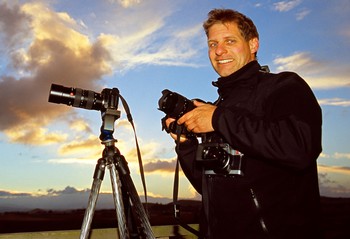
177;100;216;134
165;117;188;143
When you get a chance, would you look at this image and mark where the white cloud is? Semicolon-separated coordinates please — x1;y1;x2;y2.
107;0;141;8
104;21;204;72
334;152;350;160
296;8;310;20
318;98;350;107
273;52;350;89
319;164;350;175
273;0;302;12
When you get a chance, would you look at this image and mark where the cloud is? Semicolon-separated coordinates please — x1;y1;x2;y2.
319;152;350;161
318;165;350;197
107;0;141;8
273;52;350;89
296;8;310;20
105;20;204;71
273;0;302;12
0;2;32;49
0;190;31;198
144;159;176;173
69;118;94;133
318;172;350;198
319;164;350;175
333;152;350;160
58;135;100;155
318;98;350;107
4;123;68;145
48;157;97;165
87;0;204;72
0;2;112;145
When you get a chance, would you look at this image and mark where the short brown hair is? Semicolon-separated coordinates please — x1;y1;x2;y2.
203;9;259;41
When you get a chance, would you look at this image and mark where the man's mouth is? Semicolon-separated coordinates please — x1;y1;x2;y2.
218;59;233;64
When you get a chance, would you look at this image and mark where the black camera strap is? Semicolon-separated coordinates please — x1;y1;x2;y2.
119;94;149;210
173;131;203;238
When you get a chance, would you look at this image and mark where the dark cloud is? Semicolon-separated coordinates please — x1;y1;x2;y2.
0;2;112;144
318;173;350;198
144;159;176;173
0;2;32;49
0;190;31;197
46;186;88;196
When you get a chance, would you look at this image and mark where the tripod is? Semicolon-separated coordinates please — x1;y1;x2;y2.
79;88;155;239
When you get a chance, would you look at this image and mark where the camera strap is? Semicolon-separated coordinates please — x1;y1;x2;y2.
119;94;149;209
173;131;203;238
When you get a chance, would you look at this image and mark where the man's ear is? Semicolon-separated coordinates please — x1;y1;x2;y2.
249;37;259;55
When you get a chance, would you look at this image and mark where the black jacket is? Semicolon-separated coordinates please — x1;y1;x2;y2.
176;61;322;239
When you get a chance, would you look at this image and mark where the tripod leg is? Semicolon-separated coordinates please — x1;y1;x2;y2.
116;155;155;238
80;159;105;239
122;174;155;239
109;163;130;239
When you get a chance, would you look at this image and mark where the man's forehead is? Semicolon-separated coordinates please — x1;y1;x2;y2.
207;22;241;40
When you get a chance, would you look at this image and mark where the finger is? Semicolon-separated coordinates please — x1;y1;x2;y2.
193;100;205;107
177;113;189;125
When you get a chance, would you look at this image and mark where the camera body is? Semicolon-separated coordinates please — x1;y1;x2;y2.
196;142;244;176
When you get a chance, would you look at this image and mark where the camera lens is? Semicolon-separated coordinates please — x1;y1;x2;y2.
48;84;103;111
158;89;195;118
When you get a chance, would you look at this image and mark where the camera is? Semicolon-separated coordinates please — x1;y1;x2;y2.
48;84;122;134
196;142;244;176
48;84;121;114
158;89;196;135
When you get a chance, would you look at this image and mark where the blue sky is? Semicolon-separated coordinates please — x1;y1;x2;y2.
0;0;349;210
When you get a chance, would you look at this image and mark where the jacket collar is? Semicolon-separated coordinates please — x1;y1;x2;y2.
212;61;261;91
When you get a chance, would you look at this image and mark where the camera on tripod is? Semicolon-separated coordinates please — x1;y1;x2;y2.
48;84;155;238
48;84;120;112
48;84;121;134
158;89;244;176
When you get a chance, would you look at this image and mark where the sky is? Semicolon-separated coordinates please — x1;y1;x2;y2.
0;0;349;211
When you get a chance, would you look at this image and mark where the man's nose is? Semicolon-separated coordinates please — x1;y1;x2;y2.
215;43;227;55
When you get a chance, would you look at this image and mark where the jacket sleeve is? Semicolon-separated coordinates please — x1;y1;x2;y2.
212;73;322;171
175;137;203;194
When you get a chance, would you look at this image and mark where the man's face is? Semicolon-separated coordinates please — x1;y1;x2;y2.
207;22;259;77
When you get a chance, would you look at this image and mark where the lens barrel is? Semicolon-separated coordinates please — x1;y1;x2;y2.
48;84;103;111
158;89;195;119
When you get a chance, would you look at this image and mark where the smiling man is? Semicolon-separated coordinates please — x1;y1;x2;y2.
165;8;323;239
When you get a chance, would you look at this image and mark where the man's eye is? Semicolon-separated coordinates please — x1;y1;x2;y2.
226;39;236;44
208;42;217;48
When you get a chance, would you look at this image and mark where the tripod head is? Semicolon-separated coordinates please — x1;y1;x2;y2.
99;88;121;141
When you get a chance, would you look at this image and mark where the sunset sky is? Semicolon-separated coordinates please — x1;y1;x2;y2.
0;0;349;210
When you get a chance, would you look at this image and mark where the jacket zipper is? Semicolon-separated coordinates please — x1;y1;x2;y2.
250;188;270;235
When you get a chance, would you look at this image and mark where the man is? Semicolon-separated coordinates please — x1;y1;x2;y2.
165;9;323;239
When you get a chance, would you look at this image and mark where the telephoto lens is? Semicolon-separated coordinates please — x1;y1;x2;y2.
48;84;103;111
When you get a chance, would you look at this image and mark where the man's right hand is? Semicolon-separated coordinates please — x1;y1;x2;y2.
165;117;188;143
